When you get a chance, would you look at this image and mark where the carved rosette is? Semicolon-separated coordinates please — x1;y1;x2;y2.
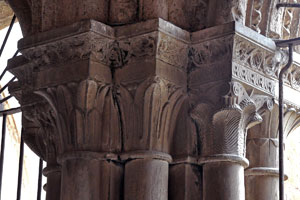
190;82;273;158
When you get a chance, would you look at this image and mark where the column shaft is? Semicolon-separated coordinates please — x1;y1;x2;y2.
59;153;123;200
124;159;168;200
202;157;248;200
43;165;61;200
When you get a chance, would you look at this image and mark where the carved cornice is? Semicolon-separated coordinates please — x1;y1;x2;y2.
14;19;300;97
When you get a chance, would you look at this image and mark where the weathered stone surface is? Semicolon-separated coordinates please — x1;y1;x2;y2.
43;165;61;200
124;159;169;200
203;161;246;200
59;153;123;200
169;164;202;200
5;1;300;200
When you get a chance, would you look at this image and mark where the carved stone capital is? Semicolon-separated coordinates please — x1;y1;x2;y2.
21;97;61;164
190;81;273;158
9;19;188;156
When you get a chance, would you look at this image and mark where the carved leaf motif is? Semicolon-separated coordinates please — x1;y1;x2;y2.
23;103;61;163
120;77;185;152
39;81;122;152
250;49;263;69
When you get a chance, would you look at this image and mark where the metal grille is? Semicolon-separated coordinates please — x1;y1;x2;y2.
0;15;43;200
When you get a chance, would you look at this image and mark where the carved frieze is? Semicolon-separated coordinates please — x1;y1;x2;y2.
232;63;275;94
21;32;157;70
157;32;189;70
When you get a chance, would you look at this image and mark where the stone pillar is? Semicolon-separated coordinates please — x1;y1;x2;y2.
59;152;122;200
43;165;61;200
123;154;170;200
7;17;186;200
246;105;279;200
202;156;248;200
168;102;203;200
246;105;300;200
6;1;299;200
13;97;63;200
190;81;273;200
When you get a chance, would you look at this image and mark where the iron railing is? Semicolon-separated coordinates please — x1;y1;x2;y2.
0;15;44;200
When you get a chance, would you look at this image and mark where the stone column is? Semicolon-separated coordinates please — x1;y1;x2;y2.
7;17;186;199
43;165;61;200
12;96;63;200
113;20;187;200
122;153;170;200
246;105;300;200
190;81;272;200
169;102;203;200
58;152;122;200
246;105;279;200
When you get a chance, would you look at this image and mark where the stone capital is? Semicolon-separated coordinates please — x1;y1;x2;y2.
9;18;188;156
190;81;273;159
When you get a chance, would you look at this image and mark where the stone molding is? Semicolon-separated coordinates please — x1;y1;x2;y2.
42;165;61;177
245;167;288;180
199;154;249;168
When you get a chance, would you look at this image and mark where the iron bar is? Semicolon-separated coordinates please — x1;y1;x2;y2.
37;158;43;200
16;131;24;200
277;3;300;9
275;37;300;47
0;114;7;200
278;44;293;200
0;77;16;94
0;50;19;82
0;95;12;104
0;15;16;58
0;107;21;116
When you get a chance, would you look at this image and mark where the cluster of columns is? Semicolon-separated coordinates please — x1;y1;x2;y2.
4;0;300;200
